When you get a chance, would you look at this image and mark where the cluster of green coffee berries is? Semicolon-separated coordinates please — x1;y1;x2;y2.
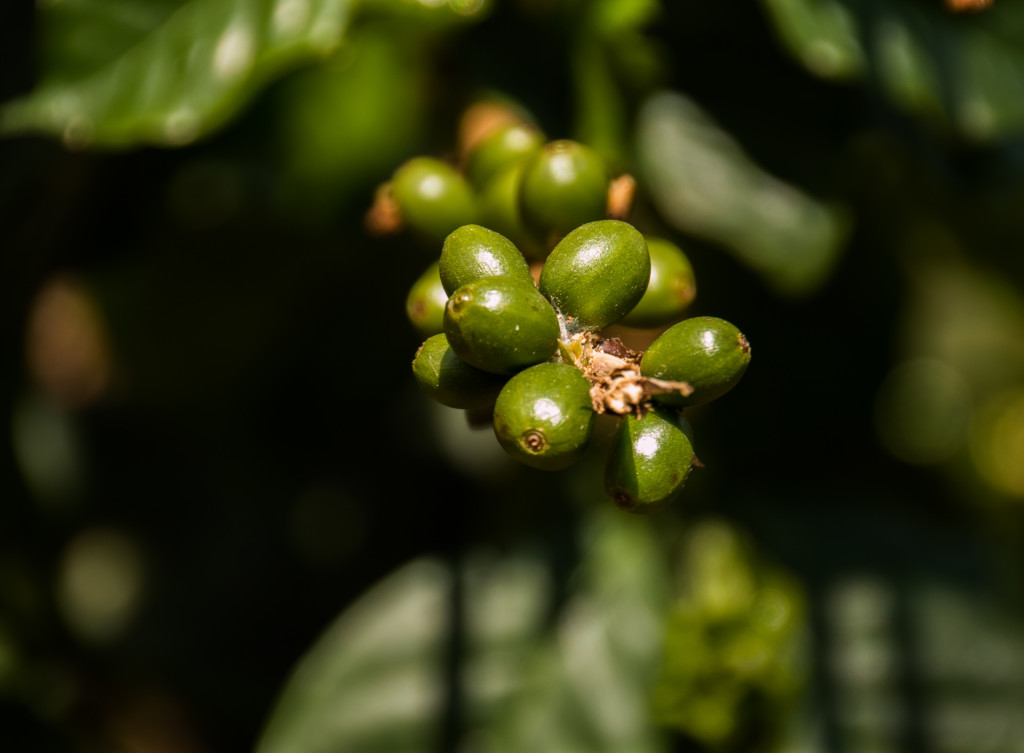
369;102;632;254
385;107;749;513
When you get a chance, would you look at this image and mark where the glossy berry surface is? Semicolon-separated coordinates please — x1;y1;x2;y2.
439;224;532;295
493;362;595;470
478;163;545;260
539;220;650;332
641;316;751;407
391;157;477;245
604;407;695;514
466;122;544;188
443;276;559;374
619;236;697;329
519;140;609;246
412;334;508;409
406;261;448;337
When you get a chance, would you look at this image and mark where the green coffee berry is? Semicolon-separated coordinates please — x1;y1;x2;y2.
443;276;560;374
619;237;697;329
538;220;650;332
604;407;695;514
412;334;507;409
478;163;546;261
466;122;544;188
640;317;751;407
439;225;532;295
392;157;477;245
406;261;448;337
519;140;609;246
492;362;595;470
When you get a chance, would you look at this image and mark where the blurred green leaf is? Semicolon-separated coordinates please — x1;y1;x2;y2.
824;576;1024;750
256;509;675;753
478;510;672;753
759;0;864;80
761;0;1024;140
255;554;551;753
636;90;850;295
1;0;354;148
34;0;186;83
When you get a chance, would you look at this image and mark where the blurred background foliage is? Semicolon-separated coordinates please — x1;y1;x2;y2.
4;0;1024;751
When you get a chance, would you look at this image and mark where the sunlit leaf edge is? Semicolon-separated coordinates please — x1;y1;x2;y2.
0;0;353;149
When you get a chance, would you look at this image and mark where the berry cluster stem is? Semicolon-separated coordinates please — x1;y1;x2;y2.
555;331;692;417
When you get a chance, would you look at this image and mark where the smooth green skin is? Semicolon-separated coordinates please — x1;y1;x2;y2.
392;157;477;245
406;261;448;337
641;317;751;407
604;407;695;514
439;224;532;295
492;363;595;470
443;276;560;374
539;220;650;332
478;163;546;261
619;237;697;329
518;140;609;246
466;122;544;188
412;334;507;410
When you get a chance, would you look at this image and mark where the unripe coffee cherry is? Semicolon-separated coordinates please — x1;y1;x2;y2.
466;122;544;188
478;164;546;261
439;225;533;295
619;236;697;328
412;334;508;409
493;363;595;470
443;276;560;374
519;140;609;246
392;157;477;245
539;219;650;332
406;261;448;337
641;317;751;407
604;407;695;514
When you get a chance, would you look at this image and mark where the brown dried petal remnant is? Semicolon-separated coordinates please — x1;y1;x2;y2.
945;0;991;11
27;276;113;409
458;101;527;160
364;182;403;236
564;333;692;416
606;174;637;220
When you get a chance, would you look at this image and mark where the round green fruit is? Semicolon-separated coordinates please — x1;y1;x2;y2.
604;407;695;514
466;122;544;188
478;163;546;261
406;261;448;337
439;225;532;295
412;334;508;409
493;363;595;470
539;220;650;332
443;276;560;374
519;140;609;246
640;317;751;407
392;157;477;245
619;237;697;329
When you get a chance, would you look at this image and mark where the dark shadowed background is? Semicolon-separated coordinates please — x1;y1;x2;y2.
3;1;1024;751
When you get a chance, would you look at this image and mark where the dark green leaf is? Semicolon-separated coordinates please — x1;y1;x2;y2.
255;555;551;753
761;0;1024;140
2;0;354;148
